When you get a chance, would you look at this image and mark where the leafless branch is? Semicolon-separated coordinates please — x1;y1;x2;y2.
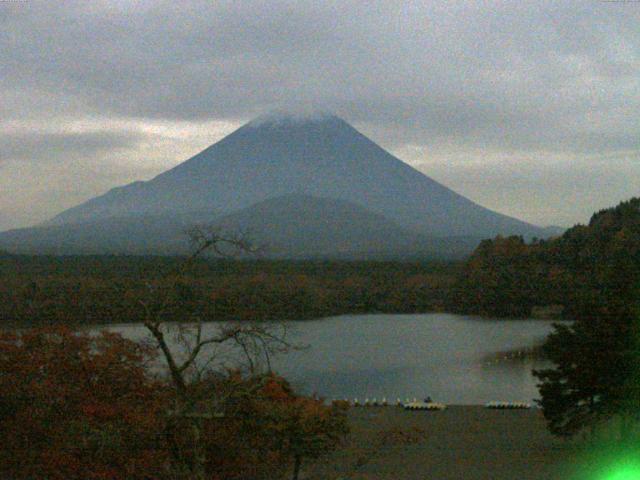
136;224;297;479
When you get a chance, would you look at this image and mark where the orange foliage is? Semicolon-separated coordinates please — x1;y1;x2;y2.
0;327;168;480
0;330;348;480
202;374;349;479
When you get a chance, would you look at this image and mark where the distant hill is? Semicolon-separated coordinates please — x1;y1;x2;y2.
215;194;481;259
0;194;480;259
1;112;556;257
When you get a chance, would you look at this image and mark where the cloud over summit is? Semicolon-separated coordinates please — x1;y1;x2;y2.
0;0;638;230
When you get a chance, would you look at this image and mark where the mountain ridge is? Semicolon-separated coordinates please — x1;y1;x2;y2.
0;194;481;258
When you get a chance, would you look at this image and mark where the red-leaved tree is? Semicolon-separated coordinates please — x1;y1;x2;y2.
0;326;168;480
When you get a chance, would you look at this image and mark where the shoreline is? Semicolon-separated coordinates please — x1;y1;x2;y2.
2;311;566;330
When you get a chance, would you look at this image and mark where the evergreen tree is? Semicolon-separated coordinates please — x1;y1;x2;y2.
534;198;640;438
534;308;639;438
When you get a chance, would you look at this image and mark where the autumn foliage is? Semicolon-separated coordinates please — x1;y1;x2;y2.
0;328;348;479
0;258;456;327
0;326;167;479
224;375;349;479
453;197;640;318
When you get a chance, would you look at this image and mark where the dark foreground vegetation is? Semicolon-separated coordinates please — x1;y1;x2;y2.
0;326;348;480
0;255;458;326
451;198;640;447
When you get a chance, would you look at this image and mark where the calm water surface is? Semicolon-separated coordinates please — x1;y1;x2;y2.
95;313;560;404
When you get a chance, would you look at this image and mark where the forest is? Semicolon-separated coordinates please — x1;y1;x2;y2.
452;197;640;319
0;255;458;327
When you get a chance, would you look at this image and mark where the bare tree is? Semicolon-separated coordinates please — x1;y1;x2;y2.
138;226;293;480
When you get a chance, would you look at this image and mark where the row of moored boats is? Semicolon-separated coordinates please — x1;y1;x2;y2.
337;398;531;410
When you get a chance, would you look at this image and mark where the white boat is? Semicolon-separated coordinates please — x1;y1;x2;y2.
403;401;447;411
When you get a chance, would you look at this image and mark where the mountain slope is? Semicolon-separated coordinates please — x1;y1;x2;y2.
0;194;479;258
47;113;546;238
0;214;193;255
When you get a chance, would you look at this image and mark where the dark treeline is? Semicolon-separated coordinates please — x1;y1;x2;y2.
0;255;459;326
451;197;640;318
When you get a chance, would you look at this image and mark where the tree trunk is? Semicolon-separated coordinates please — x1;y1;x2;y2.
292;455;302;480
191;418;207;480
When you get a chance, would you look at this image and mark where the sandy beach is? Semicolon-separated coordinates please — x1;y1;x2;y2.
306;405;579;480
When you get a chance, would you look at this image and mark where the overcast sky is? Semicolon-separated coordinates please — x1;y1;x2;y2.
1;0;639;231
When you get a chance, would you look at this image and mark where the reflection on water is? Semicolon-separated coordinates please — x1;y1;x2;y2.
92;313;563;404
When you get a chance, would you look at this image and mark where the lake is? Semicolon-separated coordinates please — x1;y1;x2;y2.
92;313;560;405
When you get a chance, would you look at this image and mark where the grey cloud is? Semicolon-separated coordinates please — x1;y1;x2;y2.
414;152;640;227
0;130;144;163
4;1;638;129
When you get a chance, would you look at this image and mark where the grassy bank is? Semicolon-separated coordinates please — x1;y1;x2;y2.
306;406;581;480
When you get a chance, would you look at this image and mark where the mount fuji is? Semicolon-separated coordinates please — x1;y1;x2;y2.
0;113;557;258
